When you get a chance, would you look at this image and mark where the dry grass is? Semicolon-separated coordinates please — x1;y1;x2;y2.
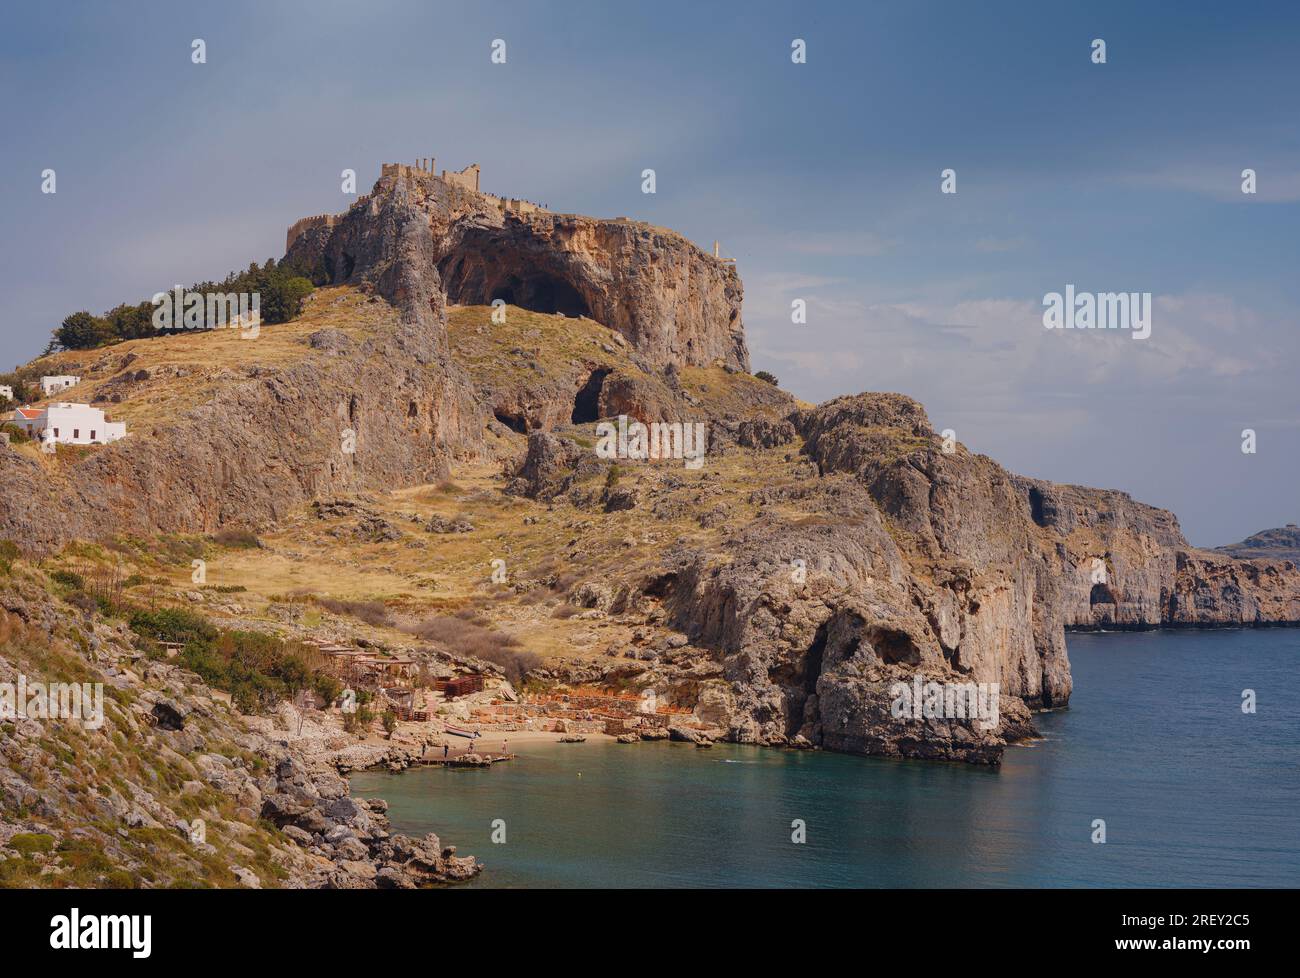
19;288;395;427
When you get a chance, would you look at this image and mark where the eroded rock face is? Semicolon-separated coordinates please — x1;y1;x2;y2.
289;166;749;372
641;392;1300;763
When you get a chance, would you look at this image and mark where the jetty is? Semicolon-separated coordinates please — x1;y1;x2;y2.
411;752;516;769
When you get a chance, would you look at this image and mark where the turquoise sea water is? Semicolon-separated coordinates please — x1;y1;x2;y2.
349;629;1300;887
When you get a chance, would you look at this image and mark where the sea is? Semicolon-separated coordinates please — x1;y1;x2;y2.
349;629;1300;887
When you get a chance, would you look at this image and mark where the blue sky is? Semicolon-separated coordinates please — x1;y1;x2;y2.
2;1;1297;545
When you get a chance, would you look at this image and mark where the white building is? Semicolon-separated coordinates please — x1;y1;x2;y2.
0;385;13;401
41;375;81;396
12;403;126;446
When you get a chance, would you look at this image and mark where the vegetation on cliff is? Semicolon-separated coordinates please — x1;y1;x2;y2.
49;259;315;351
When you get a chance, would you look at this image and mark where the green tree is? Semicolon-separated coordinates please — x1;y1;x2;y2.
56;311;112;350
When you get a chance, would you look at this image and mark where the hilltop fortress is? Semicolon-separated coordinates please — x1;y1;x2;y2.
284;160;749;372
285;160;554;254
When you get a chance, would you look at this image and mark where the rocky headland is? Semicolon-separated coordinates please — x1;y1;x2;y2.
4;156;1300;890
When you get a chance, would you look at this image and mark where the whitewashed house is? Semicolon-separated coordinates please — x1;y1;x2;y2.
0;385;13;401
40;375;81;396
12;403;126;446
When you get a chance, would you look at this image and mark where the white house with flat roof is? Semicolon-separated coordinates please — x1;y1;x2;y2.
40;375;81;396
12;403;126;446
0;385;13;401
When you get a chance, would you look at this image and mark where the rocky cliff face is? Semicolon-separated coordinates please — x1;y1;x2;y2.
525;392;1300;764
0;318;480;555
288;165;750;372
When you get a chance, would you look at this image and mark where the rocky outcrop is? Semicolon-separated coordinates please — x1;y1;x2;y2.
288;165;749;372
1011;478;1300;628
629;392;1300;763
1215;524;1300;565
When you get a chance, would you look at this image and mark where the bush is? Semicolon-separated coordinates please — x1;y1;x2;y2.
316;597;393;627
0;423;29;444
211;527;261;549
49;569;86;590
128;607;219;646
342;704;375;733
9;833;56;856
68;591;98;614
0;539;18;575
754;370;779;387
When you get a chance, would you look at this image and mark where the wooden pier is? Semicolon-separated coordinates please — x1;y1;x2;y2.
411;752;516;769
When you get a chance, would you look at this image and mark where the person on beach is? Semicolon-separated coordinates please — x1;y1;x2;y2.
443;742;449;759
503;739;508;755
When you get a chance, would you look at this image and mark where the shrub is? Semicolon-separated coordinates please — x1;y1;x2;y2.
754;370;779;386
0;423;29;444
342;704;375;733
316;597;393;627
128;607;219;646
211;527;261;549
68;591;98;614
9;833;56;856
49;569;85;590
0;539;18;575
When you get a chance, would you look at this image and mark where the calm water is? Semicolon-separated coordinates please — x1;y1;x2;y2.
350;629;1300;887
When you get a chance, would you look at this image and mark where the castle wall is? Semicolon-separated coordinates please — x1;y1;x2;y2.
285;213;338;253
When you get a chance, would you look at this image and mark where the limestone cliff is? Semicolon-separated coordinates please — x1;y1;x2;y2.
287;164;750;372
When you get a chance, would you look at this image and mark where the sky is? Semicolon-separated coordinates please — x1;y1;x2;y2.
1;0;1296;546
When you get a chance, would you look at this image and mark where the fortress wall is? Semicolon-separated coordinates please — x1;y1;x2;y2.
285;213;339;253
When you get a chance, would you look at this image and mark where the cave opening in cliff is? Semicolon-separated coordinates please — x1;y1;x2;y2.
1090;583;1118;606
1028;486;1048;527
489;273;590;319
869;627;920;665
803;623;828;694
571;368;611;424
494;409;528;434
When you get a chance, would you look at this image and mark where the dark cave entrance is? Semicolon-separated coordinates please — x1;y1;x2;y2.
1028;486;1048;527
804;623;828;695
1090;583;1118;606
571;368;611;424
493;409;528;434
489;273;591;319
